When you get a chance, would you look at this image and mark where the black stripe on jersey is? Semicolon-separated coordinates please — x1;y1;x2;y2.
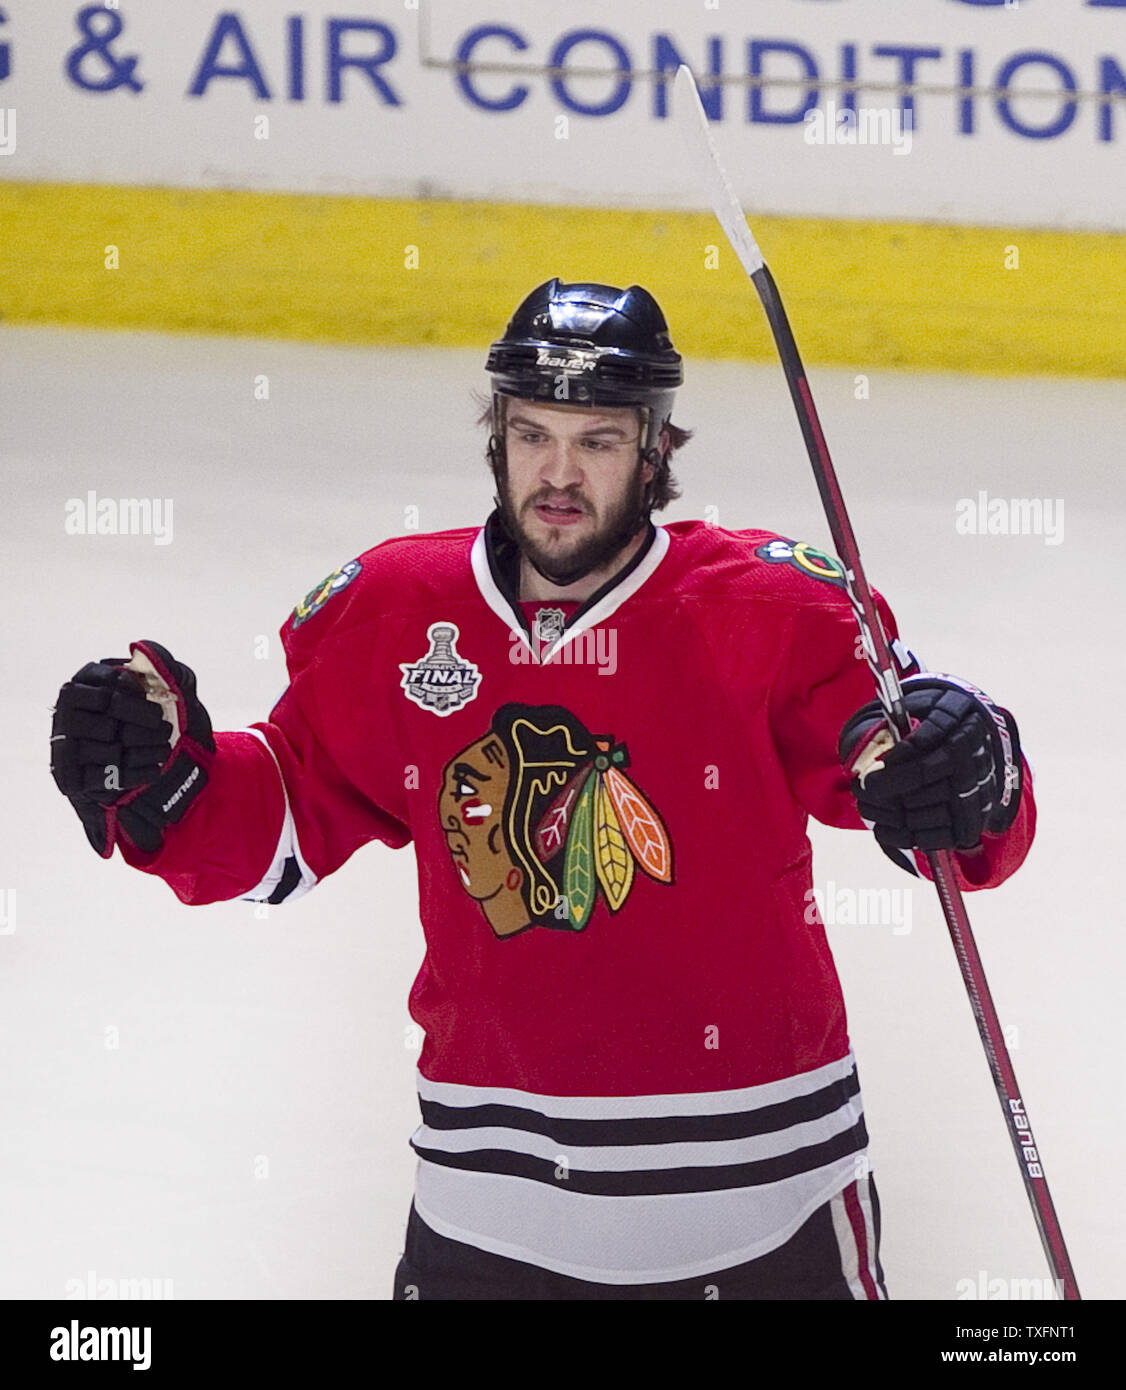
266;856;302;905
410;1115;868;1196
417;1067;861;1147
483;510;532;637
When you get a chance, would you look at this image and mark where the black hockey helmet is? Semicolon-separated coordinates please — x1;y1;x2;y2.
485;278;683;462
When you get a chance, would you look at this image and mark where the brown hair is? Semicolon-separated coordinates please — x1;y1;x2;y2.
474;393;690;512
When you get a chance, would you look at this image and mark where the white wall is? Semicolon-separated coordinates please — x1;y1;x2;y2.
2;0;1124;229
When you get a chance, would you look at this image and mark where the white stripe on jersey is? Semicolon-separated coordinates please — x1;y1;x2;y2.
410;1051;869;1285
413;1096;862;1173
417;1049;858;1118
829;1176;885;1300
241;727;318;904
830;1185;866;1299
415;1155;864;1286
469;524;670;662
856;1172;886;1299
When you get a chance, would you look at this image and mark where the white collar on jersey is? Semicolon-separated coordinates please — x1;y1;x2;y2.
470;523;670;664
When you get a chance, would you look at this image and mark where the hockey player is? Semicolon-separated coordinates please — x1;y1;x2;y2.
50;280;1033;1301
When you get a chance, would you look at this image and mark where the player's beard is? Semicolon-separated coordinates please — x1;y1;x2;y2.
493;454;650;588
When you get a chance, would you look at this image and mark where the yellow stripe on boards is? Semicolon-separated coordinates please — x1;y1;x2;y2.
1;180;1122;376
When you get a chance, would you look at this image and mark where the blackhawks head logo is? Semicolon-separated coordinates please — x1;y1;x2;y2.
438;703;673;939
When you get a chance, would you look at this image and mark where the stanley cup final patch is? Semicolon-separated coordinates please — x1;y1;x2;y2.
399;622;482;716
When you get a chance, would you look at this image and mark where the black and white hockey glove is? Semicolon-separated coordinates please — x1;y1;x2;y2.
838;675;1022;869
50;640;215;858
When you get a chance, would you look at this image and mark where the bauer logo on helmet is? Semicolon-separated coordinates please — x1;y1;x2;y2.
534;348;599;373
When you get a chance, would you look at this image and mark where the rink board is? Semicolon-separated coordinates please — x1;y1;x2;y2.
2;180;1124;377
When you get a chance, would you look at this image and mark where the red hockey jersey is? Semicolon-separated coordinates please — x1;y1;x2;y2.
119;515;1035;1283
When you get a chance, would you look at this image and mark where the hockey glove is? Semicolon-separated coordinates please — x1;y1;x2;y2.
838;675;1022;869
50;640;215;858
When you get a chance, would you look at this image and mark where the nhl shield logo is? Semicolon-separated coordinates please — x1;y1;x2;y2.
399;622;481;716
533;606;566;647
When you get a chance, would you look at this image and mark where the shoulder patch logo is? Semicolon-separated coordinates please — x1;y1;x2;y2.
399;622;482;717
292;559;361;628
756;537;846;588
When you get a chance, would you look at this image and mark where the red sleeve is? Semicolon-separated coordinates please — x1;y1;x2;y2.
770;590;1035;890
119;552;412;905
909;759;1036;890
118;731;286;904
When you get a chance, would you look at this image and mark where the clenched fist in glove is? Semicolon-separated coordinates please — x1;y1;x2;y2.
50;640;215;858
838;674;1022;867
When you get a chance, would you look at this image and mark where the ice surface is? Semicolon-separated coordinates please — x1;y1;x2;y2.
1;324;1118;1299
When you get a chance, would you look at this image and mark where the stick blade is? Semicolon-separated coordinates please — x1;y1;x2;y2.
673;64;765;278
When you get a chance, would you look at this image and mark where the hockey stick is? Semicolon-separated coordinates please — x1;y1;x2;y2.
673;64;1079;1301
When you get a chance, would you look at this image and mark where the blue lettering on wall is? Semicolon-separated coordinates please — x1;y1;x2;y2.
839;43;858;117
958;48;975;134
288;15;304;102
995;50;1077;138
35;9;1122;149
456;25;529;111
549;30;631;116
188;14;399;104
66;5;142;94
749;40;818;123
188;13;271;98
327;20;398;104
653;34;723;121
1097;55;1126;140
872;45;942;125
